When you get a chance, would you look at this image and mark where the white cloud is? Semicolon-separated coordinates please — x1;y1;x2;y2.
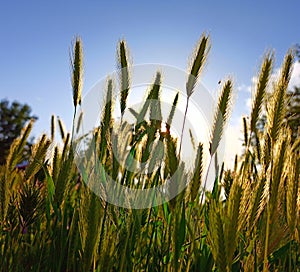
223;119;244;169
289;61;300;88
246;98;252;110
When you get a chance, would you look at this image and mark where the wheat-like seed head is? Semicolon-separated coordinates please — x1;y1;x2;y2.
149;72;162;131
57;116;66;141
225;179;242;269
76;110;84;135
286;150;299;235
117;40;131;115
25;134;51;180
267;52;293;143
166;92;179;134
208;200;227;272
250;53;273;135
210;80;233;156
186;34;210;97
189;143;203;203
51;115;55;141
71;36;83;110
6;120;34;172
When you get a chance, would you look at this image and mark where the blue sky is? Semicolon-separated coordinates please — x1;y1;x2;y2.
0;0;299;163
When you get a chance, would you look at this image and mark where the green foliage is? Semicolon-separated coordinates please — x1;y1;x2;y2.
0;35;299;272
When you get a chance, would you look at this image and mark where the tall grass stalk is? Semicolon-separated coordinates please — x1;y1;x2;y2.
179;34;210;155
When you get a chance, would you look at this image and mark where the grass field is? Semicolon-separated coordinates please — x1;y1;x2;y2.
0;35;299;271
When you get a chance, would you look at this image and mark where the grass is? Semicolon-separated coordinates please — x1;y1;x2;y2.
0;34;299;271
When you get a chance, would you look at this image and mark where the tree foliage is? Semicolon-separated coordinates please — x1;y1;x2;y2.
0;99;37;164
286;86;300;142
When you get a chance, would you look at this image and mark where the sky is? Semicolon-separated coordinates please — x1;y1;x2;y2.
0;0;299;166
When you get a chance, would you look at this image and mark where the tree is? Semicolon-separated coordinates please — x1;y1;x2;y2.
0;99;37;164
285;45;300;142
286;86;300;142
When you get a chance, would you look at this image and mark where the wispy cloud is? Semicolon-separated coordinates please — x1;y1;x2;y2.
237;84;251;93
